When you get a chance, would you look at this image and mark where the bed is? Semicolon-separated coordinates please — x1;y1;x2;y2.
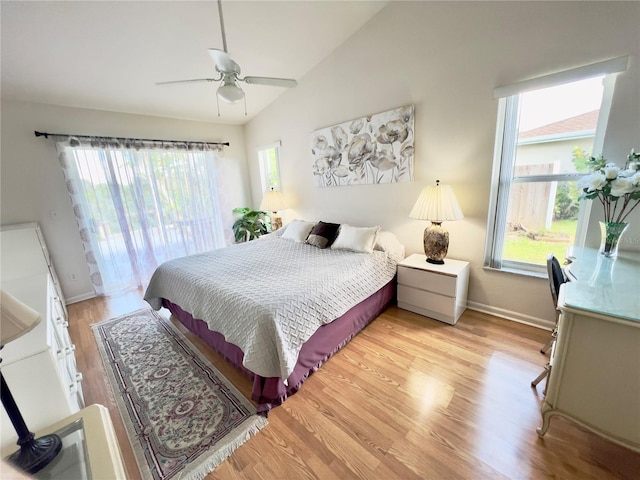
144;221;404;413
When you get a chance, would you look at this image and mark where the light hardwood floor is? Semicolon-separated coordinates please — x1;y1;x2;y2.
67;291;640;480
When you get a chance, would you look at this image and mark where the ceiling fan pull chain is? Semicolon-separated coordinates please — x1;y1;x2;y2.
217;95;221;117
244;96;247;116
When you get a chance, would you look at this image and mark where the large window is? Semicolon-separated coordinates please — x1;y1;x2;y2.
57;139;227;294
257;142;282;193
485;57;628;274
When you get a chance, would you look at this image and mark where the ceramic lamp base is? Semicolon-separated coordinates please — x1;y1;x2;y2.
270;213;283;231
423;222;449;264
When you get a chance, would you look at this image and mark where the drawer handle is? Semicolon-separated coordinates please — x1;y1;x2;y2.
69;374;83;393
55;317;69;328
64;345;76;356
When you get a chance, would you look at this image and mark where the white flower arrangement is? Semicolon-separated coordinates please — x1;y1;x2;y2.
578;149;640;223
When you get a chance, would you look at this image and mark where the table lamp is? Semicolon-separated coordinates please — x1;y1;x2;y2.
260;187;288;231
1;289;63;474
409;180;464;264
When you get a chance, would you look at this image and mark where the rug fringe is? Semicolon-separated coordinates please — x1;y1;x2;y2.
179;415;269;480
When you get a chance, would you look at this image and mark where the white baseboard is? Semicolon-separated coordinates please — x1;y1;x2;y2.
467;301;554;331
65;292;97;305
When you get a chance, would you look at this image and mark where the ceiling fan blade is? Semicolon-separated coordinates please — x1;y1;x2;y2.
156;78;218;85
242;76;298;88
208;48;240;74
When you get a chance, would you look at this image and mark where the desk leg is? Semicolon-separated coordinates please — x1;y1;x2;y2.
536;402;554;437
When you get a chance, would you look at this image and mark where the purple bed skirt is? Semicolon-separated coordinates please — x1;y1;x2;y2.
163;279;395;414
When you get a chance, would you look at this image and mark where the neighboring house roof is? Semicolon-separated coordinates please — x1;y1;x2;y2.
519;110;598;141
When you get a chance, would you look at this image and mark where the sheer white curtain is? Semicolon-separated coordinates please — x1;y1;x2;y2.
56;137;229;294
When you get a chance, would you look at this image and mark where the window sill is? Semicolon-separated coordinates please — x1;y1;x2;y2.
483;265;546;279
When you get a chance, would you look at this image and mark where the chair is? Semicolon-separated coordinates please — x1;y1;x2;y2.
531;254;567;394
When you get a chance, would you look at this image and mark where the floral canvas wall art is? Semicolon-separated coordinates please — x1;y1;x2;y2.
311;105;415;187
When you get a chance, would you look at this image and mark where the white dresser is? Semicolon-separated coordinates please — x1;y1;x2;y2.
1;223;67;317
1;224;84;450
397;254;470;325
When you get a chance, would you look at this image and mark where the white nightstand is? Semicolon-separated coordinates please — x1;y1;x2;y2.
397;254;470;325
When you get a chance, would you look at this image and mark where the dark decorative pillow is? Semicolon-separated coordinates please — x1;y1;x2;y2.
305;221;340;249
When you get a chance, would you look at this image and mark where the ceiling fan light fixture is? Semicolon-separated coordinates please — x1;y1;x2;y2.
217;82;245;103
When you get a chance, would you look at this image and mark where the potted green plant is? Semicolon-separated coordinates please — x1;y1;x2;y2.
232;207;270;243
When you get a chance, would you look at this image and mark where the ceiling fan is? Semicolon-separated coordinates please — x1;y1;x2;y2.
156;0;297;115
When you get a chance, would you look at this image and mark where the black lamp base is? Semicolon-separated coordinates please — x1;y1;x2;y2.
426;258;445;265
1;367;62;475
7;433;63;474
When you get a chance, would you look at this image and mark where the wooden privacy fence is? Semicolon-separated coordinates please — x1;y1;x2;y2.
507;163;555;232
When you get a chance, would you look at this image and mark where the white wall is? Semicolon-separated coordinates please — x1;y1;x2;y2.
244;1;640;327
0;100;250;302
586;51;640;250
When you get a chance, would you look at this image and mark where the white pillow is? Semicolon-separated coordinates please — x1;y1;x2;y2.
331;225;380;254
374;231;406;263
281;219;316;243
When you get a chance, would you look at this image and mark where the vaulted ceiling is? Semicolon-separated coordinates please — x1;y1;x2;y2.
1;1;387;125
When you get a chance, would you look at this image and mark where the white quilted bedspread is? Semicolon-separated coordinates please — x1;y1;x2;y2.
144;234;399;380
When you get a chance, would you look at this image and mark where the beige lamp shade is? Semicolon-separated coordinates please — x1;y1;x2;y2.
1;289;42;345
260;189;288;212
409;182;464;222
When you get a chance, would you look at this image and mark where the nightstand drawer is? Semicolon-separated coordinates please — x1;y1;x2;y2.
398;265;457;297
398;285;455;317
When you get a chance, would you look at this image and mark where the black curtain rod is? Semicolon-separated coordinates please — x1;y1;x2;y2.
34;130;229;147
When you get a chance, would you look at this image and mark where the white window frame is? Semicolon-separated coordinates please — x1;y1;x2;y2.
484;56;628;275
257;141;282;193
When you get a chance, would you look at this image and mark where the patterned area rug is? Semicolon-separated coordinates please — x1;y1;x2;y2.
92;308;267;480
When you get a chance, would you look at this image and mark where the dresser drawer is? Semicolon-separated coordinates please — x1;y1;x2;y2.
398;285;456;317
398;265;457;297
51;304;71;350
65;354;84;411
56;343;84;411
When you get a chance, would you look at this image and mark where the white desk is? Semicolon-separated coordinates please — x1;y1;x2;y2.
537;248;640;452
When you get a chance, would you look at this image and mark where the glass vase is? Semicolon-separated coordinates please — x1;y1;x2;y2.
598;221;629;258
